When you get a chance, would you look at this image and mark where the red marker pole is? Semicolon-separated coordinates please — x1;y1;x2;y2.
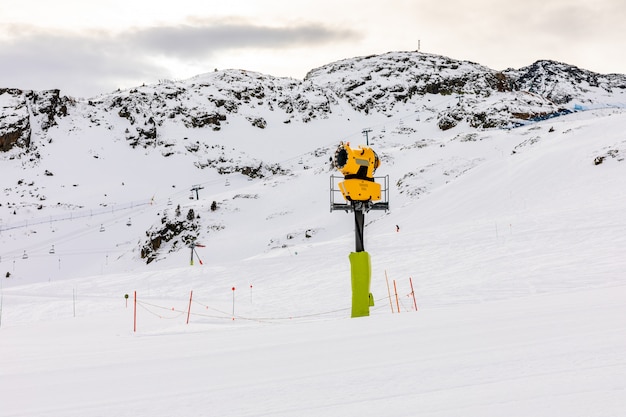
231;287;236;320
133;291;137;332
194;248;203;265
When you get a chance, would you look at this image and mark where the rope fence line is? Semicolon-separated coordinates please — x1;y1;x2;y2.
0;277;419;330
136;295;354;324
136;300;188;320
130;283;419;332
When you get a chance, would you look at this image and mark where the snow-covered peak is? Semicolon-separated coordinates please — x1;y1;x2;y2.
504;59;626;104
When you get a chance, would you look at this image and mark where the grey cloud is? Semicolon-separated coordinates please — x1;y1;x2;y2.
0;21;359;97
0;30;171;96
126;21;360;58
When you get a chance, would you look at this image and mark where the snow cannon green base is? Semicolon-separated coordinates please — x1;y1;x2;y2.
349;251;374;318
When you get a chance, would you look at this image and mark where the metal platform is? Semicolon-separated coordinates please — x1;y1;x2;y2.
330;175;390;213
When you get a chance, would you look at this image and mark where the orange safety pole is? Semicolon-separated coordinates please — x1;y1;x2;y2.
385;271;394;313
133;291;137;332
409;277;418;311
186;290;193;324
393;280;400;313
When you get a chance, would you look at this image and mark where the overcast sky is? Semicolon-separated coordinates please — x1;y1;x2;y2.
1;0;625;98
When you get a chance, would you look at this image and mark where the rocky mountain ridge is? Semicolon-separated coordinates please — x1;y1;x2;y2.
2;51;625;156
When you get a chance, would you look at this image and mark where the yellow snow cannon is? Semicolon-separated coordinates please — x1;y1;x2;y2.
333;142;381;202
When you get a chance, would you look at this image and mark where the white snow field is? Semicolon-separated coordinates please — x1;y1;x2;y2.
1;101;626;416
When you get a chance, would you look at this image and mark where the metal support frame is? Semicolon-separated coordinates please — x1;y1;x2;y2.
329;175;390;213
330;174;390;253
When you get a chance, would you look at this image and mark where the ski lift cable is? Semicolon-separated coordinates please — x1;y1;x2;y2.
0;175;224;259
0;199;157;260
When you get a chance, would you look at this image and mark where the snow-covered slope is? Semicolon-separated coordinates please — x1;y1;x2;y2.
1;51;625;417
2;51;626;280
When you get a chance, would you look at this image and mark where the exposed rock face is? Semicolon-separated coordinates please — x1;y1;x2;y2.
0;89;31;152
0;123;30;152
140;207;200;264
93;70;339;149
504;60;626;104
305;52;512;112
30;89;70;130
0;88;70;152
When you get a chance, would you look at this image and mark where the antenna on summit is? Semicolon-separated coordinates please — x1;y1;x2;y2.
418;40;421;52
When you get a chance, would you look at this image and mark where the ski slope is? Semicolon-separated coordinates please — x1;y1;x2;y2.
1;105;626;416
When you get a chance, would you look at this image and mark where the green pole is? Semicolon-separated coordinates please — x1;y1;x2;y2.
349;251;374;318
